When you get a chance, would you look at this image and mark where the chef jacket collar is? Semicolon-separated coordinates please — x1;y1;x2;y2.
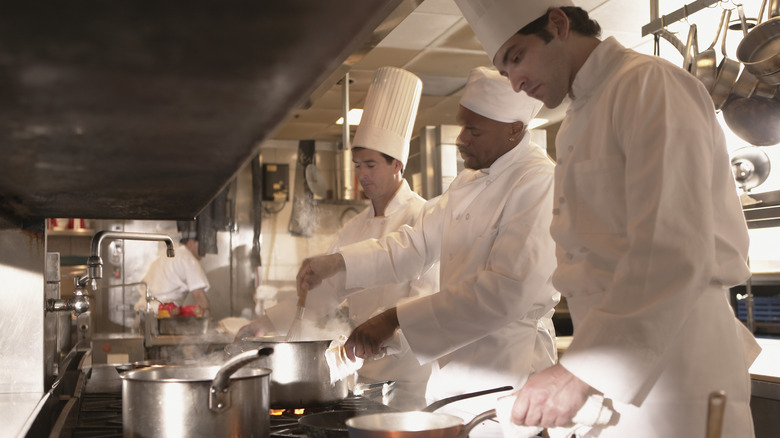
366;179;415;218
569;37;624;108
482;130;538;182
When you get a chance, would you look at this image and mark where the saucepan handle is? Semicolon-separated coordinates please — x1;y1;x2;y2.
209;347;273;412
458;409;498;438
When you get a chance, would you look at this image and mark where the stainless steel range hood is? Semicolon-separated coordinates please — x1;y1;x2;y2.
0;0;415;223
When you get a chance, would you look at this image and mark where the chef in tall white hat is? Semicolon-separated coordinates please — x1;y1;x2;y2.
296;65;559;435
454;1;761;437
238;67;439;405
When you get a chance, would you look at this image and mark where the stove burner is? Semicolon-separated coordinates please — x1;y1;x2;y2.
269;397;393;437
72;393;123;438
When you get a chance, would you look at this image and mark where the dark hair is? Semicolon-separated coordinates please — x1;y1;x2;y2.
352;147;404;173
519;6;601;42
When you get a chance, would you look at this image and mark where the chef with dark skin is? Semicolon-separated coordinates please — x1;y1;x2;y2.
453;0;762;436
298;67;560;434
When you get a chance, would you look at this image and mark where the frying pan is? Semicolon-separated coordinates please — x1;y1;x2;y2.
731;4;778;99
695;9;728;91
737;0;780;85
346;409;498;438
682;24;698;75
710;9;741;110
298;385;512;438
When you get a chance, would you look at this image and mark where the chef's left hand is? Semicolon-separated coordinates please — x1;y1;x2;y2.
344;308;398;361
510;363;591;428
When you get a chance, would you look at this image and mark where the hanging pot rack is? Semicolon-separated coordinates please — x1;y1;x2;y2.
642;0;720;37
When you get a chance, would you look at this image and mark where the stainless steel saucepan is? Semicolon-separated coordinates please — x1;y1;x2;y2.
227;336;350;408
121;347;273;438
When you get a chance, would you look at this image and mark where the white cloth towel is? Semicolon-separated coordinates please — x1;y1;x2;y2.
324;333;404;384
495;393;617;438
325;335;363;384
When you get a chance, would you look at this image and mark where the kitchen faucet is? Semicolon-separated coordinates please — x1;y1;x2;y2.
46;273;91;315
86;231;175;289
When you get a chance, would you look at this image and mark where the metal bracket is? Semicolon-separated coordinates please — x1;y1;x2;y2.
642;0;720;37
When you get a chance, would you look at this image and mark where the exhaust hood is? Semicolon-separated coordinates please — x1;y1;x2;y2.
0;0;413;224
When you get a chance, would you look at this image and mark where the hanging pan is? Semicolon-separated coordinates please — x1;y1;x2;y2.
695;9;728;91
733;3;779;98
710;8;741;110
737;0;780;85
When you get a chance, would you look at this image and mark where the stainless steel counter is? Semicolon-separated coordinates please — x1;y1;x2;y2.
0;393;46;438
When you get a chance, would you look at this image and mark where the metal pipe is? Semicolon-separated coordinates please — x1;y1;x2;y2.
87;231;175;283
337;72;356;200
46;286;90;315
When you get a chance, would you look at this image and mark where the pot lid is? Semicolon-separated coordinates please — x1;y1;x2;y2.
731;146;771;191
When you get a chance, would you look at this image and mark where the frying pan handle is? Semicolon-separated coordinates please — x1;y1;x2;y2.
209;347;274;411
458;409;498;438
421;385;513;412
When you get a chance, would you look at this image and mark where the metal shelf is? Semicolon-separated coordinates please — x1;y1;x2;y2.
743;191;780;229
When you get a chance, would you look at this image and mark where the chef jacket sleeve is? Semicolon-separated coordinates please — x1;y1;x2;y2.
559;64;750;405
340;197;443;289
342;165;558;364
177;250;210;293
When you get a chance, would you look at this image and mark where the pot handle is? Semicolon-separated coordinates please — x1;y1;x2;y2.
422;385;513;412
458;409;498;438
209;347;273;412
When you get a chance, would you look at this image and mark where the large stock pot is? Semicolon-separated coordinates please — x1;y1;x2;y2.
121;347;273;438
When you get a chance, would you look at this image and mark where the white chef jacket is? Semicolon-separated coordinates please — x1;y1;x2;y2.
551;37;760;437
141;243;210;306
308;180;438;395
340;134;560;404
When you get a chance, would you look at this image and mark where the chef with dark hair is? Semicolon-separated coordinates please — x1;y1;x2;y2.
297;67;560;431
453;0;761;436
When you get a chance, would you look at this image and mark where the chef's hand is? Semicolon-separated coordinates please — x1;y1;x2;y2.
511;363;591;428
296;253;346;297
344;308;399;361
233;315;276;342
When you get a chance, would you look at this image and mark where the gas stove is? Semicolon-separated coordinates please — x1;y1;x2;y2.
46;356;392;438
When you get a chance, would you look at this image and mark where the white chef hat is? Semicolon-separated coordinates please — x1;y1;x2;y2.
351;66;422;166
455;0;575;61
460;67;543;124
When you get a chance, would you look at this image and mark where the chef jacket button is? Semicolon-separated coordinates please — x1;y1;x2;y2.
565;252;573;261
559;197;565;204
553;208;560;215
465;213;470;220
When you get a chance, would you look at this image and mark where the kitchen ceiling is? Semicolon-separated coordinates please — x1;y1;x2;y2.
0;0;759;223
272;0;754;142
0;0;414;223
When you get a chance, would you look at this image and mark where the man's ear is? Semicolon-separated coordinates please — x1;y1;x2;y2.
511;121;526;138
548;8;570;40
